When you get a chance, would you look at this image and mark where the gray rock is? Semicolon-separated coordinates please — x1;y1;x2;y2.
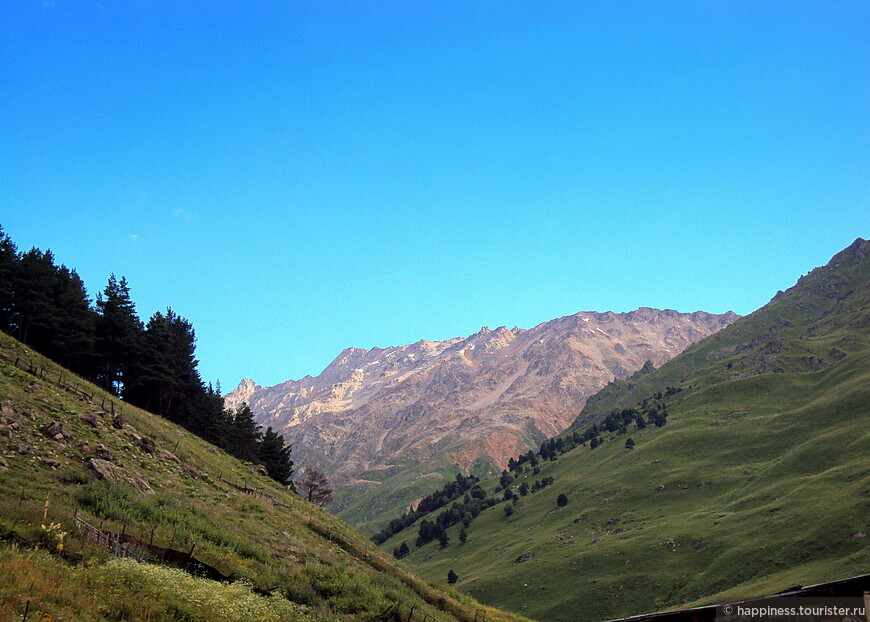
95;444;114;461
87;458;154;494
111;414;123;430
17;444;29;455
0;400;14;417
45;421;64;439
43;458;62;469
79;412;100;428
138;436;156;454
515;552;532;563
157;449;180;463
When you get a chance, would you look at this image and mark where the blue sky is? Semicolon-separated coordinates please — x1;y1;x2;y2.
1;1;867;388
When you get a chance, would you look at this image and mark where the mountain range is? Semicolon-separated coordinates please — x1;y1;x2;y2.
225;307;737;529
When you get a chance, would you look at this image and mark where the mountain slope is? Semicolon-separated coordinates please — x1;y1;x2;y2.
226;308;736;530
0;330;523;622
378;238;870;622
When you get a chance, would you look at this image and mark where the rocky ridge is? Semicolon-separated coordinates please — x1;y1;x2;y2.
226;308;737;517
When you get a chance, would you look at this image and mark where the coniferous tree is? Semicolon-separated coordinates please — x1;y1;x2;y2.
50;265;97;375
557;493;569;507
95;274;142;395
0;226;18;332
229;403;263;462
447;569;458;584
11;248;58;349
459;528;468;543
258;426;295;486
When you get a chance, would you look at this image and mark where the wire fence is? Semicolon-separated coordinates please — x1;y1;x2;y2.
73;513;146;563
8;354;128;417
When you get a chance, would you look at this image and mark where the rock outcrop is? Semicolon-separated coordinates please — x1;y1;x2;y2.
87;458;154;494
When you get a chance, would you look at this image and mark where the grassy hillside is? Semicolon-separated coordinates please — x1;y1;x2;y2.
379;239;870;622
0;331;525;622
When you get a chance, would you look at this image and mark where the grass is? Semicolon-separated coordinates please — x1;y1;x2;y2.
378;244;870;622
0;331;526;622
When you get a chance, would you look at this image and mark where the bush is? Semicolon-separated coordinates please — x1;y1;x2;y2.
557;494;568;507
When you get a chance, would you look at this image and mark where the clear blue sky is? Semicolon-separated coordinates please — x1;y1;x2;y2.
1;1;867;388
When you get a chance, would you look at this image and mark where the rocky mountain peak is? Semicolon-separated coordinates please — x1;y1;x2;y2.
225;307;738;520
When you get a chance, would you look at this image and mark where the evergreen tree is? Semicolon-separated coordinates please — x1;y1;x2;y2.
0;226;18;332
438;529;449;548
625;438;635;450
557;493;569;507
459;528;468;543
50;265;97;375
447;569;458;585
258;426;295;486
95;274;142;395
519;482;530;496
503;505;514;517
229;403;263;462
11;248;58;349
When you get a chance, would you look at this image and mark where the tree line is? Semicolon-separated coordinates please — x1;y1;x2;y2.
0;225;294;486
375;386;679;553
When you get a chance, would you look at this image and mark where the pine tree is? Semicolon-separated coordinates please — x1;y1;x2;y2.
438;529;449;548
11;248;58;349
229;403;263;462
625;438;635;450
0;226;18;333
258;427;294;486
95;274;142;395
557;493;569;507
459;528;468;543
51;265;97;375
447;569;458;584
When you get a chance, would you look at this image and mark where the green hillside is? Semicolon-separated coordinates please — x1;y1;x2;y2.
379;239;870;622
0;331;524;622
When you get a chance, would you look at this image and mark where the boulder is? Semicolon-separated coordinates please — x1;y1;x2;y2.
515;552;533;563
0;400;14;417
43;458;62;469
17;444;29;455
138;436;156;454
44;421;64;440
87;458;153;494
111;414;123;430
79;412;100;428
251;464;269;477
157;449;180;463
95;444;114;461
180;465;201;481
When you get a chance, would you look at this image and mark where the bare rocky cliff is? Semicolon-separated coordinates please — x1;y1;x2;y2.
225;308;737;513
